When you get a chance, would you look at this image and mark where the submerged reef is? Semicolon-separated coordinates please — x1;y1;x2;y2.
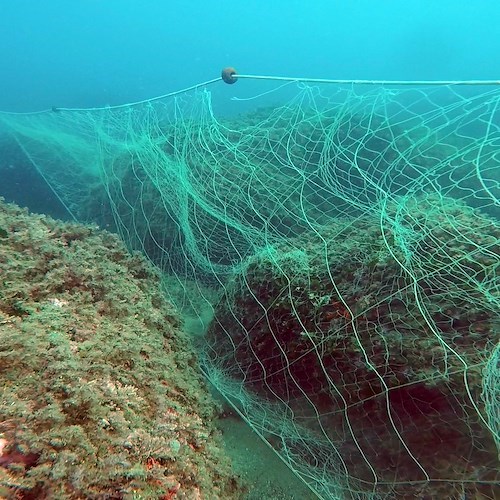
207;195;499;498
0;199;241;499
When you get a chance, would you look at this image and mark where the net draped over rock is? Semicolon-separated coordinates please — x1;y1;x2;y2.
1;82;499;498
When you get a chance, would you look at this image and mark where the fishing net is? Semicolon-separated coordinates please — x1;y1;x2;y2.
1;79;499;498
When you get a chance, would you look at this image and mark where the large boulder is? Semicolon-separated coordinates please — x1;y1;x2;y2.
0;199;241;499
207;195;499;498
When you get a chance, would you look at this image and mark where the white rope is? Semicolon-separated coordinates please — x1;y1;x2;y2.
0;77;221;116
233;73;500;86
57;77;221;112
1;70;499;116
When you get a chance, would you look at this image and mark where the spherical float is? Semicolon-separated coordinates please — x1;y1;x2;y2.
221;67;238;84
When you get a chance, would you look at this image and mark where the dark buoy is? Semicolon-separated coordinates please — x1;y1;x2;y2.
221;67;238;84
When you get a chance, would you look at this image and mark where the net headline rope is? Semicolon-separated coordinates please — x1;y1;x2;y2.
1;67;500;116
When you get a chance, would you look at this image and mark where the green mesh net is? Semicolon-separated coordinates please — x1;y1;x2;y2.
1;81;499;498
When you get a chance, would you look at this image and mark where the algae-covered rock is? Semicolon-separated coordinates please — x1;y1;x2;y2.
207;195;499;498
0;199;241;499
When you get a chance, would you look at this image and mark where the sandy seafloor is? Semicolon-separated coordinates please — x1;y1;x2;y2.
215;404;316;499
